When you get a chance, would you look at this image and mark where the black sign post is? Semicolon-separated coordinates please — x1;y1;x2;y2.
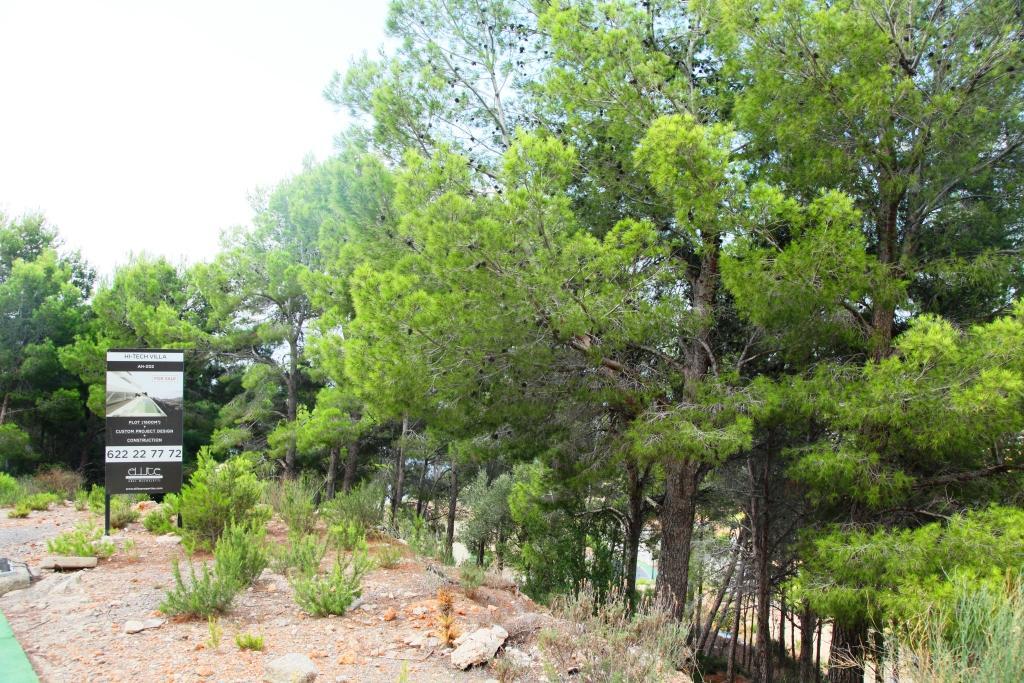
104;349;184;534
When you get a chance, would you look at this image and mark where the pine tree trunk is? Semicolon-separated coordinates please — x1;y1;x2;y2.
446;464;458;558
0;393;8;425
284;336;299;478
656;458;700;621
827;619;867;683
698;526;744;653
799;603;817;683
342;441;358;493
391;414;408;524
416;455;430;516
749;453;772;683
624;459;646;608
325;446;339;500
727;552;746;683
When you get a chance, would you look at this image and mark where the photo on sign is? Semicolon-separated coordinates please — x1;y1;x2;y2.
106;370;183;418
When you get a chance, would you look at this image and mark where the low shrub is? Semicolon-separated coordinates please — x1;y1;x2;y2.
8;502;30;518
206;616;223;649
329;520;367;552
214;523;268;588
267;475;318;535
0;472;23;506
539;586;692;682
23;492;60;511
159;559;238;618
270;533;327;578
291;551;373;616
320;481;384;532
436;587;459;646
30;467;83;498
460;563;486;599
109;496;140;529
74;484;105;513
234;632;265;651
376;544;403;569
177;449;269;551
46;523;116;558
143;505;176;534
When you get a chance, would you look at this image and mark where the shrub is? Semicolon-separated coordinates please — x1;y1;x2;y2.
23;492;60;511
460;563;486;599
329;520;367;552
234;632;265;651
46;523;116;558
0;472;24;506
8;503;30;518
899;573;1024;682
267;475;318;535
159;559;238;618
177;449;269;550
109;496;140;529
436;587;459;646
143;505;176;534
291;551;373;616
539;585;692;682
398;512;443;557
206;616;223;649
31;467;83;498
270;533;327;578
320;481;384;532
376;544;404;569
75;484;105;513
214;523;268;588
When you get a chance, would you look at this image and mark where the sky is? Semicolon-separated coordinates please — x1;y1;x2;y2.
0;0;389;278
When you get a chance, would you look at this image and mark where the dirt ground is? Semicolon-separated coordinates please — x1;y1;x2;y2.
0;502;552;683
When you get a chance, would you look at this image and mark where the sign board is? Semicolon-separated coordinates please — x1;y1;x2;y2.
105;349;184;494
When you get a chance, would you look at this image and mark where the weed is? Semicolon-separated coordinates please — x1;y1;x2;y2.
291;551;373;616
436;587;459;646
329;519;367;552
22;492;60;511
270;533;327;578
214;522;268;587
267;475;318;535
0;472;24;506
234;632;265;651
159;558;238;618
143;505;176;534
46;523;115;558
30;468;83;498
206;616;223;649
460;563;486;599
8;502;30;518
123;539;140;562
375;544;403;569
109;496;140;529
320;481;384;532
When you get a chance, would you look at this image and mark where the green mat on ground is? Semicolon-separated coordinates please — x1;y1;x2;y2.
0;610;39;683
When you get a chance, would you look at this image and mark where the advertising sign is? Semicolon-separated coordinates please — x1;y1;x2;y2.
105;349;184;494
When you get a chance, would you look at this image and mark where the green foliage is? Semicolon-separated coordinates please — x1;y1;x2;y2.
234;632;265;651
46;523;115;558
143;505;177;535
270;533;327;578
159;558;238;619
459;563;485;598
109;497;140;529
22;492;60;511
177;449;269;550
457;471;513;563
205;617;222;649
0;472;22;506
291;551;373;617
0;424;35;472
320;481;383;532
213;522;269;588
329;520;367;552
374;544;403;569
267;475;318;535
8;503;30;518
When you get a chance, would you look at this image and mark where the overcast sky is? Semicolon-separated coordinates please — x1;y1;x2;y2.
0;1;388;277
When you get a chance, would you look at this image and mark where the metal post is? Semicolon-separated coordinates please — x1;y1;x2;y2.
104;492;111;536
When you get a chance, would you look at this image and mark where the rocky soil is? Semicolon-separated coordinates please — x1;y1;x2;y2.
0;503;554;683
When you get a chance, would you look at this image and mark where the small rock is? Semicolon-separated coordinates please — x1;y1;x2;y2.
337;651;356;665
40;556;98;570
123;618;165;634
359;603;374;612
155;534;181;546
450;625;508;670
411;606;427;616
196;665;213;677
382;607;398;622
265;653;318;683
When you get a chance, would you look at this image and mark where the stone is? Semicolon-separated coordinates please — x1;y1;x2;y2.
450;625;508;670
503;647;532;667
382;607;397;621
40;556;99;570
264;653;318;683
123;618;165;634
0;563;31;596
155;534;181;546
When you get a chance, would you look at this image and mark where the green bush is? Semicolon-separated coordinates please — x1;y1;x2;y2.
46;523;116;558
375;544;404;569
109;497;140;529
460;563;487;598
22;492;60;511
159;559;238;618
8;502;30;518
177;449;269;550
234;632;265;651
329;520;367;552
0;472;22;506
270;533;326;578
320;481;384;532
214;523;268;588
143;505;176;534
267;475;318;535
291;551;373;616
